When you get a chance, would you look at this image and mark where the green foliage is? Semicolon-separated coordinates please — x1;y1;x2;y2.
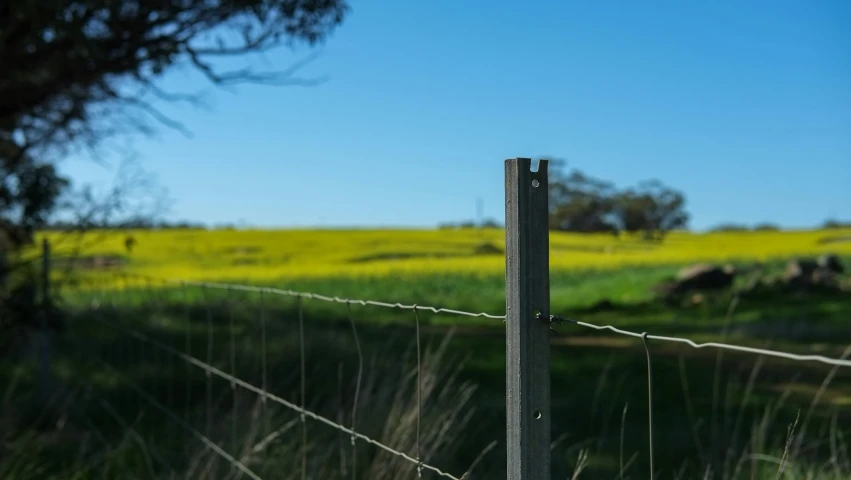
612;179;689;240
1;0;350;344
548;168;619;234
753;222;780;231
545;160;689;240
711;223;782;233
1;0;349;250
1;162;69;249
3;286;850;478
823;219;851;229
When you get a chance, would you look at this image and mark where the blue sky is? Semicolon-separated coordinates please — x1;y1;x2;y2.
62;0;850;230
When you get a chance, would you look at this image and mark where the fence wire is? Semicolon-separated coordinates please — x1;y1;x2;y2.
90;355;264;480
91;315;465;480
173;279;506;320
161;277;851;369
52;272;851;480
60;273;479;480
548;314;851;368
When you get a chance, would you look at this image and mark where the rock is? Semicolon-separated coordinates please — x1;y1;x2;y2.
653;263;738;305
673;263;737;292
811;268;839;287
783;256;843;291
817;253;844;274
783;258;818;284
676;263;712;281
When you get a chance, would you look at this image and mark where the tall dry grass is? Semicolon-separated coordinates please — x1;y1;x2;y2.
1;329;495;479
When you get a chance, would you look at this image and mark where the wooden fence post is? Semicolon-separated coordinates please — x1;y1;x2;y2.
505;158;551;480
42;238;50;311
37;238;52;402
0;247;7;291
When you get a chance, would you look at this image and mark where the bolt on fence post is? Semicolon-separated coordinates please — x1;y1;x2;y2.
504;158;551;480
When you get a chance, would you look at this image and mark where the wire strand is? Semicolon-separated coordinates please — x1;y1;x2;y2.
89;355;263;480
172;279;506;320
414;305;423;478
180;282;193;431
640;333;655;480
259;288;269;443
94;317;464;480
151;275;851;369
202;285;214;443
551;315;851;368
346;300;363;480
226;287;238;470
298;296;308;480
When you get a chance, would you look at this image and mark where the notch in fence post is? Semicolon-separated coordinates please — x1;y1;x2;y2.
505;158;551;480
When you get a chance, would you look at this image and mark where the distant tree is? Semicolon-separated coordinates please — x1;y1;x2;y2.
545;160;689;239
437;220;490;230
481;218;502;228
709;223;752;233
548;166;619;234
822;219;851;229
160;220;207;230
753;222;780;232
709;222;781;233
611;180;689;241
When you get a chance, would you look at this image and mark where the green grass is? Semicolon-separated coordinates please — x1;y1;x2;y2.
3;265;851;479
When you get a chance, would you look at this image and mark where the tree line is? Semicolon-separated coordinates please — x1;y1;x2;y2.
438;161;690;240
43;219;206;231
443;162;850;238
546;161;689;240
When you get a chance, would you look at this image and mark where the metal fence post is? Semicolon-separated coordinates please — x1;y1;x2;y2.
505;158;551;480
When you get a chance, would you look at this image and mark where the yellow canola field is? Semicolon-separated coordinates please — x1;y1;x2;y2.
35;227;851;282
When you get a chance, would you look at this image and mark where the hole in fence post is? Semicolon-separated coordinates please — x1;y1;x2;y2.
532;179;540;188
530;159;540;172
534;410;542;420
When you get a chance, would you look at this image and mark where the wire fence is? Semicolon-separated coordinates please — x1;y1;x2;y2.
37;268;850;480
50;271;500;480
9;160;851;479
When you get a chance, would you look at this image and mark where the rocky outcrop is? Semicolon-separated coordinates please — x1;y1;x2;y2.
653;254;848;306
653;263;739;305
783;254;845;290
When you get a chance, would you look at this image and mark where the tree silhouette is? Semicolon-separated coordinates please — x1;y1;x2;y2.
1;0;349;339
1;0;349;249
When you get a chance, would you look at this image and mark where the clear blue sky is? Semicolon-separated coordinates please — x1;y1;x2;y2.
62;0;850;230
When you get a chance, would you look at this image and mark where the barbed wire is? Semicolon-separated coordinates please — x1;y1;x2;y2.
79;273;851;369
91;316;465;480
97;273;851;369
548;314;851;368
169;279;507;320
59;271;851;480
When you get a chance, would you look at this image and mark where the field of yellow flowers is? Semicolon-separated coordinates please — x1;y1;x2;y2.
36;227;851;283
